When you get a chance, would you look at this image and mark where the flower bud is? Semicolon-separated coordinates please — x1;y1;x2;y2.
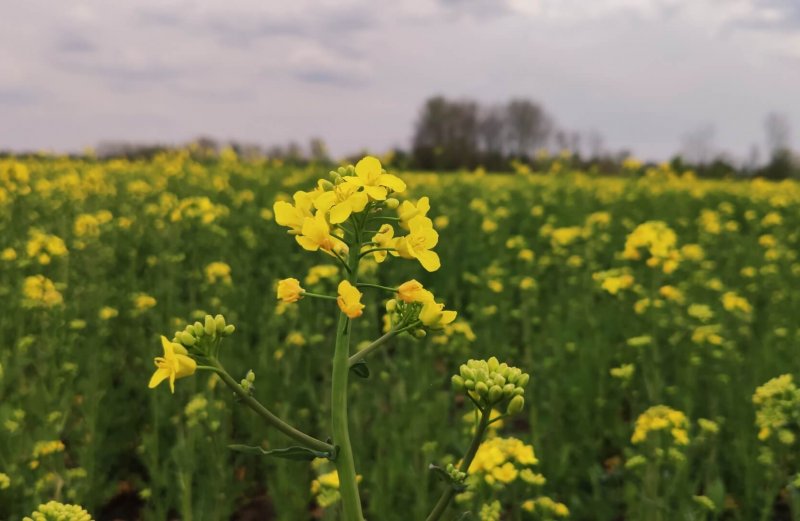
487;357;499;372
246;370;255;383
214;314;226;332
503;383;516;398
464;379;475;390
451;375;465;391
507;395;525;415
385;198;400;209
178;331;196;346
489;385;503;403
413;329;426;338
517;373;530;388
193;322;205;337
318;179;334;191
475;381;489;397
223;324;236;336
386;299;397;312
204;315;216;336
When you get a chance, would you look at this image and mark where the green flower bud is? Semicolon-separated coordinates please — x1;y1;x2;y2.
385;198;400;209
493;374;506;386
413;329;426;338
193;322;205;336
214;314;226;332
178;331;196;346
464;379;475;390
386;299;397;312
223;324;236;336
475;381;489;397
507;394;525;415
513;387;524;396
503;383;516;398
204;315;216;336
517;373;530;388
246;370;256;383
451;375;465;391
487;357;499;372
489;385;503;403
460;365;475;381
318;179;334;191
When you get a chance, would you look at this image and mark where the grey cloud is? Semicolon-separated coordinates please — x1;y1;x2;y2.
55;32;97;54
0;87;41;105
732;0;800;32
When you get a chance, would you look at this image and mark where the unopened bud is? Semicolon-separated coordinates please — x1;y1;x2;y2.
517;373;530;388
489;385;503;403
178;331;196;346
386;299;397;312
464;379;475;390
451;375;465;391
475;381;489;397
385;198;399;209
214;314;226;332
318;179;334;191
413;329;426;338
223;324;236;336
246;370;255;383
507;394;525;415
193;322;205;336
503;383;515;398
204;315;216;336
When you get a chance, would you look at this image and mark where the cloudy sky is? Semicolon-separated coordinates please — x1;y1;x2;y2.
2;0;798;160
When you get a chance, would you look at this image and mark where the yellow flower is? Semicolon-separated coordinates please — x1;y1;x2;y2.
98;307;119;320
396;280;430;303
205;261;232;285
148;336;197;393
1;247;17;261
345;156;406;200
22;275;64;308
370;224;395;263
419;298;457;329
296;212;339;254
133;293;157;311
274;191;316;234
394;215;440;272
314;181;369;224
397;197;430;230
337;280;364;319
277;278;304;303
490;462;518;484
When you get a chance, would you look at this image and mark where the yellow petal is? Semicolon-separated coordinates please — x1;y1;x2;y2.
378;174;406;193
296;235;320;251
364;185;387;200
416;250;441;272
355;156;382;180
329;203;352;224
148;367;170;389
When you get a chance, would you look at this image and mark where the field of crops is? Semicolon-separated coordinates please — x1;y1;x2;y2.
2;151;800;521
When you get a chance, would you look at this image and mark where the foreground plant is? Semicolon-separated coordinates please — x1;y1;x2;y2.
147;156;530;520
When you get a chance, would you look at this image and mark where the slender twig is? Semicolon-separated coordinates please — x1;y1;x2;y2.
302;291;337;301
356;282;397;293
359;247;396;259
425;409;491;521
212;360;333;453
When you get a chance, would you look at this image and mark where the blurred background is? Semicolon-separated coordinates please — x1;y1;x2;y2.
2;0;799;177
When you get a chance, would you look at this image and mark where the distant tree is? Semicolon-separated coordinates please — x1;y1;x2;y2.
478;105;507;169
505;99;552;158
309;137;331;164
412;96;480;170
761;112;796;179
680;124;716;165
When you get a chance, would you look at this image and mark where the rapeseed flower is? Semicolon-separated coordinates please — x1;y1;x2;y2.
345;156;406;200
394;215;440;272
277;278;304;303
149;336;197;393
337;281;364;319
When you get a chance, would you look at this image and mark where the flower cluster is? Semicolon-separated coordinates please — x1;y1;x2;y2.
23;501;93;521
621;221;680;273
385;279;457;331
469;437;539;485
752;374;800;443
631;405;690;446
452;357;529;415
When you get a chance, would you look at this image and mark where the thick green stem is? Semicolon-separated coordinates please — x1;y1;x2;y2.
348;329;399;368
425;408;491;521
331;250;364;520
213;362;333;453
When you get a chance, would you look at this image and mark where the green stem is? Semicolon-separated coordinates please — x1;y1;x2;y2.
356;282;398;293
359;247;396;259
425;408;491;521
212;361;333;453
331;250;364;520
348;321;421;367
303;291;338;301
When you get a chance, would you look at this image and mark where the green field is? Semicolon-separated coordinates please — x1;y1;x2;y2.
2;152;800;520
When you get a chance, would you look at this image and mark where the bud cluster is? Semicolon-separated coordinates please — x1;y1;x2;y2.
452;357;529;415
385;298;426;337
240;370;256;394
445;463;467;484
172;313;235;357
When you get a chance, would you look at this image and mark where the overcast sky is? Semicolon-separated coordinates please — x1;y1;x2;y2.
1;0;798;161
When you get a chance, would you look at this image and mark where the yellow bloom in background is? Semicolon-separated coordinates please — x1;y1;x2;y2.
205;261;232;285
22;275;63;308
23;501;94;521
98;306;119;320
394;215;440;272
721;291;752;315
396;279;429;303
397;197;430;229
345;156;406;200
149;336;197;393
277;278;304;303
631;405;689;446
314;181;369;224
133;293;157;311
304;264;339;285
1;247;17;261
296;212;338;254
337;280;364;319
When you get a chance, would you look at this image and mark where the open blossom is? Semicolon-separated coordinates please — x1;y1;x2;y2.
344;156;406;201
394;215;440;272
314;181;369;224
397;197;430;230
274;190;316;234
419;299;457;329
277;278;304;303
296;212;339;253
337;280;364;319
396;280;430;303
148;336;197;393
370;224;395;263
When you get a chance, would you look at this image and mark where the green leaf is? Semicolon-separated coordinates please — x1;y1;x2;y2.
228;444;331;461
350;360;370;379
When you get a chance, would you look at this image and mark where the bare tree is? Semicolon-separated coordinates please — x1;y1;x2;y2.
505;99;553;158
412;96;480;169
765;112;791;156
680;124;716;165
